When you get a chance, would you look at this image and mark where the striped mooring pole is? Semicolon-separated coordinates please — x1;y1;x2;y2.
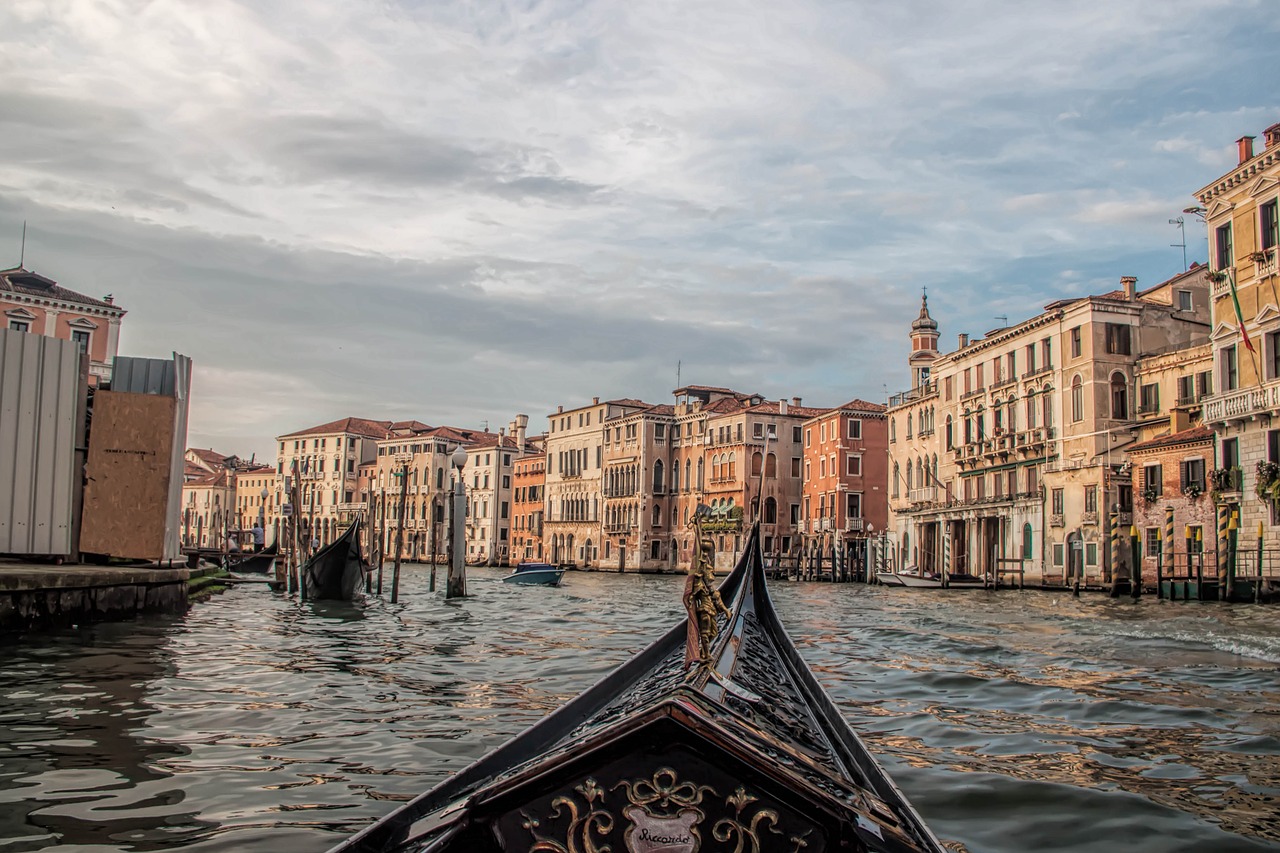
1161;505;1175;600
1217;503;1230;586
1109;509;1121;591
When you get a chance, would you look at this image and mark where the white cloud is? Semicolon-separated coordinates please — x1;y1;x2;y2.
0;0;1271;458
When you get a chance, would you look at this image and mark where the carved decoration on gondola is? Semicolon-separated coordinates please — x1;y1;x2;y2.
684;504;730;671
518;777;614;853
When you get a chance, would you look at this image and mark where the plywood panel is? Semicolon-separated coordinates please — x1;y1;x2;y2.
80;391;177;560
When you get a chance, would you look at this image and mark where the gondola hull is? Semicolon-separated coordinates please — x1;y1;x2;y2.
301;520;366;601
325;522;945;853
225;544;278;574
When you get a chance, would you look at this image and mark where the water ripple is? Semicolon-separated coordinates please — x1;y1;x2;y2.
0;567;1277;852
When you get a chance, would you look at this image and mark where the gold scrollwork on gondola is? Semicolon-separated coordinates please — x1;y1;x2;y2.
520;778;614;853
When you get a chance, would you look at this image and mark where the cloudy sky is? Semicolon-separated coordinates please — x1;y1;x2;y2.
2;0;1276;460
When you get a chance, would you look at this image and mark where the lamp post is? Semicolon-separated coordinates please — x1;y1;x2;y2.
259;486;268;551
448;446;468;599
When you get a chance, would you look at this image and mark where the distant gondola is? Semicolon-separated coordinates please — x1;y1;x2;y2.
325;520;946;853
301;519;366;601
224;542;278;574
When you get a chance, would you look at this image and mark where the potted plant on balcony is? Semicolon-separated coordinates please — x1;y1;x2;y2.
1207;269;1228;283
1257;460;1280;502
1183;481;1203;501
1141;485;1159;504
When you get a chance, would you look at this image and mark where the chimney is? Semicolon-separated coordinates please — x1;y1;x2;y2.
779;398;788;415
514;413;528;453
1121;276;1137;301
592;396;600;405
959;333;970;348
103;294;114;305
1266;123;1280;150
1238;135;1256;164
792;397;802;407
557;405;563;413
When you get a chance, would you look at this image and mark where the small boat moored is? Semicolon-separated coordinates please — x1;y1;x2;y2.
225;543;278;574
501;561;565;586
301;518;367;601
325;511;946;853
877;565;986;589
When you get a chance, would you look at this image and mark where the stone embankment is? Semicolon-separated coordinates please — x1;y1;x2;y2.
0;563;206;633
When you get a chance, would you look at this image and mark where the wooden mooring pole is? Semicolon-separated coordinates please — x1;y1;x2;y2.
391;463;409;604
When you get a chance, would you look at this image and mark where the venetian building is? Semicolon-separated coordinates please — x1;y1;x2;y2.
276;417;390;551
512;445;547;563
1196;121;1280;543
601;402;676;571
1;266;126;386
373;423;479;563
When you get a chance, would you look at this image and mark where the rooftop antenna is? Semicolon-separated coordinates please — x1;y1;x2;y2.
480;419;489;432
1169;216;1187;271
995;315;1008;328
677;359;681;389
19;221;26;267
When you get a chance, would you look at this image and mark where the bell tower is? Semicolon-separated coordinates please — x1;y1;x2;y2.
908;290;939;390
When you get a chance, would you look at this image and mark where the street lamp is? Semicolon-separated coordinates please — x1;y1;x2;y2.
448;447;468;598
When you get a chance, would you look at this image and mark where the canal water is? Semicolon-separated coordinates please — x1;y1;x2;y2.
1;566;1278;853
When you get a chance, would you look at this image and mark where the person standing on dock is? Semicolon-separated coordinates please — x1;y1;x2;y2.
250;523;264;553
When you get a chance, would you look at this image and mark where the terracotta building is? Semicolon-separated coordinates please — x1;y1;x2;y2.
800;399;889;572
1;266;126;385
601;402;676;571
1128;426;1216;585
512;450;547;563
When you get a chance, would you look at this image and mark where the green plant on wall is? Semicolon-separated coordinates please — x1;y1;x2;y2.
1257;460;1280;501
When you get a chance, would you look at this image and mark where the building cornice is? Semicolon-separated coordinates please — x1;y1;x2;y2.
1196;148;1280;203
0;291;125;320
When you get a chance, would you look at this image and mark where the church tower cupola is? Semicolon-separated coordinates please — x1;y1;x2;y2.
908;291;940;390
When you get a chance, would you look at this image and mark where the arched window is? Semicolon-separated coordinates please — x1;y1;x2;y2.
1026;395;1037;429
697;458;705;489
1022;523;1033;559
1071;376;1084;422
653;459;664;492
945;416;954;449
907;413;913;438
751;451;763;476
890;419;896;442
906;459;913;490
765;453;777;477
727;453;736;480
1044;390;1054;428
892;463;900;497
652;505;661;527
685;459;692;491
1110;372;1128;420
764;496;777;524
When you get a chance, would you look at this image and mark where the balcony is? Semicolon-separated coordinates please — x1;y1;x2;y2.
908;487;937;504
1022;364;1054;381
991;375;1016;391
1256;248;1279;279
845;517;865;532
1211;268;1234;300
1203;381;1280;424
1082;511;1098;525
960;386;986;402
1050;513;1065;528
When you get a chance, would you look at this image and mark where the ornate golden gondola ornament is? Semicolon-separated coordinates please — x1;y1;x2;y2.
683;504;730;672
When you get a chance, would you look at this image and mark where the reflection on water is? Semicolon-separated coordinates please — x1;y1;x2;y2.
1;566;1278;852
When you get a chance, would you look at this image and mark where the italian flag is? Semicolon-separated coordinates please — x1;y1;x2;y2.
1228;268;1256;353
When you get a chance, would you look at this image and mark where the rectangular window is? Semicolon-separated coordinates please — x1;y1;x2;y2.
1263;199;1279;251
1105;324;1131;355
1143;464;1163;498
1117;483;1132;512
753;422;763;438
944;376;953;400
1025;343;1036;375
1085;485;1097;513
1216;221;1234;269
1178;290;1193;311
7;319;29;332
804;428;811;448
1070;327;1082;358
1085;543;1098;566
1181;458;1205;492
1177;374;1195;405
1053;543;1065;566
1268;331;1280;381
1223;345;1239;392
71;329;90;352
846;455;862;477
1007;352;1016;379
1052;488;1064;514
791;457;801;477
1139;383;1159;413
1222;437;1239;471
847;419;862;440
1042;338;1052;368
1270;429;1280;464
